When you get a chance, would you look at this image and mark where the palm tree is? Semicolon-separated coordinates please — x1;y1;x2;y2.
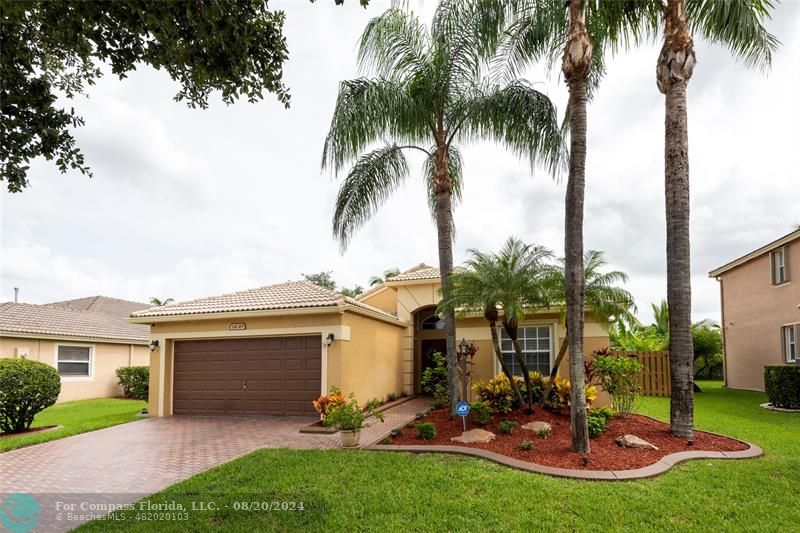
657;0;778;438
369;268;401;287
439;237;553;412
148;297;174;307
541;250;636;399
321;2;564;412
479;0;660;453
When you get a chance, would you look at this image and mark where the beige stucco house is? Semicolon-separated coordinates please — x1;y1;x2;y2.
709;229;800;391
0;296;150;402
132;264;610;418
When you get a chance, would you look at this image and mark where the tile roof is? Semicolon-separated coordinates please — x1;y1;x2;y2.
47;295;150;318
387;263;441;282
130;281;400;321
0;302;149;343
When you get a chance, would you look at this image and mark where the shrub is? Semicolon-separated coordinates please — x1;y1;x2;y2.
590;406;615;422
387;392;398;402
326;394;384;432
116;366;149;399
416;422;437;440
473;373;515;413
764;365;800;409
421;352;449;408
313;385;346;425
519;440;534;451
593;354;643;416
536;427;551;439
498;420;517;434
0;358;61;433
544;376;597;409
587;410;608;438
526;371;547;404
470;400;493;425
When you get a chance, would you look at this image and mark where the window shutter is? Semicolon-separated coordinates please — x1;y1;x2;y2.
771;251;777;284
783;245;790;282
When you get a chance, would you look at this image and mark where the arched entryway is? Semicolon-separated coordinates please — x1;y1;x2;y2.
413;305;446;393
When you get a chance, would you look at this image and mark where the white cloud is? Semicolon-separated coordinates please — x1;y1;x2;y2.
1;0;798;327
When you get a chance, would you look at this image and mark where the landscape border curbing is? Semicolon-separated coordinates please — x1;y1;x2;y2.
363;442;763;480
759;402;800;413
362;410;763;480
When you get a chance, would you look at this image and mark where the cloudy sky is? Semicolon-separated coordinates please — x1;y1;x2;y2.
1;0;798;324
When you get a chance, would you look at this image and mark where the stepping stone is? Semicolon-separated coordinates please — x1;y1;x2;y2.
522;421;552;433
451;429;496;443
615;434;659;450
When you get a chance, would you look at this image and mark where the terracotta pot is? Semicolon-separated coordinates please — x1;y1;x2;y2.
340;430;361;448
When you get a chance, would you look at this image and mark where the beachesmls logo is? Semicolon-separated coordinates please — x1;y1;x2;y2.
0;493;40;533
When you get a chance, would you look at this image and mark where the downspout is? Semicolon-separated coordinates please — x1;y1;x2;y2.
716;276;728;386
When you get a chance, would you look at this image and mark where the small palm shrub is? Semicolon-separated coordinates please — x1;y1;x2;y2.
469;400;493;425
116;366;149;399
416;422;437;440
593;354;643;416
421;352;449;408
536;427;551;439
498;420;517;434
0;359;61;433
473;373;516;413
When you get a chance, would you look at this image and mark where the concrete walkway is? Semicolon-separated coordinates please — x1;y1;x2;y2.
0;397;430;532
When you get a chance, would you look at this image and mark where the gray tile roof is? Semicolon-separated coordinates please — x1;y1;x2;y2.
0;302;149;343
131;281;400;320
47;295;150;318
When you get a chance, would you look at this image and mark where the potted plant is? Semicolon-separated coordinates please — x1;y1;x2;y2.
327;395;384;447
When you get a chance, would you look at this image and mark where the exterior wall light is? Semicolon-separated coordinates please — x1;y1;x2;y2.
324;333;335;346
149;339;160;352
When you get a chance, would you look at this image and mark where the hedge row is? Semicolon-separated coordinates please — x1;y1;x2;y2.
764;365;800;409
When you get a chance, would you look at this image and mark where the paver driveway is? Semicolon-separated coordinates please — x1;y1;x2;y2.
0;397;429;532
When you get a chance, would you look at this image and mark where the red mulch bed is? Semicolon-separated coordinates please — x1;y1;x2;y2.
390;407;748;471
0;425;58;438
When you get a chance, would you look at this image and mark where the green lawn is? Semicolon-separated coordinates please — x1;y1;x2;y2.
81;382;799;532
0;397;146;452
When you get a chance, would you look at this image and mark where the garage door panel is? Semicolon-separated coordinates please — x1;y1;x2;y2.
173;336;320;416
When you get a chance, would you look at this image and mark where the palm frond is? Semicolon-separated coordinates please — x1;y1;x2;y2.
458;79;566;176
321;78;429;174
358;8;430;80
685;0;779;71
332;144;413;251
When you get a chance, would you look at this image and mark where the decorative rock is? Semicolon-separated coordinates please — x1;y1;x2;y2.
522;421;552;433
451;429;496;444
615;434;659;450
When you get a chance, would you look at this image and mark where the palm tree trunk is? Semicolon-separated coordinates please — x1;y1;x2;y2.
489;319;525;405
501;321;533;412
542;335;568;401
657;0;695;440
562;0;591;454
433;142;459;414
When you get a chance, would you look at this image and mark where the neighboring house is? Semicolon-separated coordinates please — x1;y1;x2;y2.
0;296;151;402
709;229;800;391
131;264;610;417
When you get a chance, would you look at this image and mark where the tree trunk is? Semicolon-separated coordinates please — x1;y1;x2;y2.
562;0;591;454
502;321;534;413
657;0;695;440
542;335;568;401
433;140;459;414
489;319;525;405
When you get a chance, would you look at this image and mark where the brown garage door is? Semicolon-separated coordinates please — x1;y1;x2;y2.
173;336;321;416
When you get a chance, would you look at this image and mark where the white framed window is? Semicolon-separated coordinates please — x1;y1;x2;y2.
499;325;552;375
771;247;788;284
55;344;94;379
782;324;798;363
